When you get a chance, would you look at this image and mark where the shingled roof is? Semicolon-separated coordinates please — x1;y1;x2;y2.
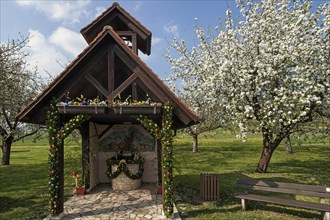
17;3;198;129
17;26;198;128
81;2;152;55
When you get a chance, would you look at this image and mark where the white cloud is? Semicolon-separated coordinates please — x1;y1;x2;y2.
16;0;91;24
26;30;69;79
49;27;87;57
139;37;163;62
152;37;162;46
164;22;179;37
133;2;142;11
95;6;107;18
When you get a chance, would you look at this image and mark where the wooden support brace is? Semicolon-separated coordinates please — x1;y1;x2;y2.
85;73;108;97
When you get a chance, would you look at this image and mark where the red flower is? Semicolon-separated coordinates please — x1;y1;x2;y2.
72;171;78;177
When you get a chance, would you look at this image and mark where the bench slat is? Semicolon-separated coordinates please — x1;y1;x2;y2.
235;193;330;212
237;179;330;198
237;184;330;198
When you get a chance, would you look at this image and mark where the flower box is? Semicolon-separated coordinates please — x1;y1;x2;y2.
113;105;161;115
56;105;107;114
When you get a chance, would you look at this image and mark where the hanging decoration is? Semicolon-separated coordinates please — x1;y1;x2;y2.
106;155;144;180
135;102;174;217
46;98;89;216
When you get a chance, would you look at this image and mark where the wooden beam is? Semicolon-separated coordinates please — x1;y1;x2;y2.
65;48;109;94
132;82;138;100
117;14;147;40
117;31;138;54
85;73;108;97
134;68;193;125
108;48;115;94
132;33;137;54
113;45;137;71
109;72;138;100
117;31;136;36
79;122;90;189
58;135;64;213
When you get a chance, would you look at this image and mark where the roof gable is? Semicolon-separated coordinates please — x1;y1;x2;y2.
17;26;198;128
81;2;152;55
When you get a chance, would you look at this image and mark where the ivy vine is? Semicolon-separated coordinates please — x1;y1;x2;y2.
46;98;89;216
135;102;175;217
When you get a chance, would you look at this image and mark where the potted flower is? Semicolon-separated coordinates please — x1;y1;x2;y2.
72;171;86;195
57;95;108;114
112;94;162;115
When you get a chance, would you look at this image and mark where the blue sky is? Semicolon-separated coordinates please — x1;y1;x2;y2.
0;0;234;80
1;0;327;81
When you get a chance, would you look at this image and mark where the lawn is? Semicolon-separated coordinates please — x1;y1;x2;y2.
173;131;330;219
0;131;329;219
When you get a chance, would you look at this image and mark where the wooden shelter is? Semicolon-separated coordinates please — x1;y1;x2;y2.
17;2;198;215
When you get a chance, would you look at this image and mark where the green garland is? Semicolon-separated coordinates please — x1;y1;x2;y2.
135;102;174;217
106;157;144;180
46;98;89;216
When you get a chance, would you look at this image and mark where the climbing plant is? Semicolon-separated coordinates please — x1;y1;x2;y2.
46;98;89;216
135;102;175;217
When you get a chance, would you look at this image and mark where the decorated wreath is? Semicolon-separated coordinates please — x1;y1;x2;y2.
106;153;144;180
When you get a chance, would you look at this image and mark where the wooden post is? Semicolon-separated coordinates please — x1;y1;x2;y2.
79;122;90;189
58;141;64;214
132;82;138;101
132;33;137;55
108;47;115;99
156;139;162;187
241;199;247;210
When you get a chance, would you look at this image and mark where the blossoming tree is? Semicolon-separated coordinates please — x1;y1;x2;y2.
166;0;330;172
0;36;43;165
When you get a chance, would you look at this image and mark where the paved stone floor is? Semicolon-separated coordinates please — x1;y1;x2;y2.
45;184;181;220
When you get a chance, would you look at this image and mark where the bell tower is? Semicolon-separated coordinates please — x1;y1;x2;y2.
80;2;152;56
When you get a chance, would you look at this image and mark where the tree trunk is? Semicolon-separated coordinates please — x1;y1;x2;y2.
257;146;274;173
2;136;13;165
192;133;198;153
285;134;293;154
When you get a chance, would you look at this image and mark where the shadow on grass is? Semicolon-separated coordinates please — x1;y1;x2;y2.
174;172;325;219
271;159;330;186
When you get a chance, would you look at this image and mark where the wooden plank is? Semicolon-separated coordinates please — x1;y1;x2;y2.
237;179;330;198
117;14;147;40
117;31;136;36
235;193;330;212
132;82;138;100
237;184;330;198
85;73;108;97
237;179;329;193
115;41;196;126
97;124;114;140
134;68;193;125
66;48;109;94
109;73;138;100
132;33;137;54
108;48;115;95
113;44;137;71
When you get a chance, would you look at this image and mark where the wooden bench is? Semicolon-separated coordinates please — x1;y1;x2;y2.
235;178;330;220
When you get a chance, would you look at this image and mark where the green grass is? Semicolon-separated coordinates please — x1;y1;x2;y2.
0;131;329;219
0;139;82;220
173;131;330;219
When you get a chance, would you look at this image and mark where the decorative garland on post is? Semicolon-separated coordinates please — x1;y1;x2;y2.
135;102;174;217
46;98;89;216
